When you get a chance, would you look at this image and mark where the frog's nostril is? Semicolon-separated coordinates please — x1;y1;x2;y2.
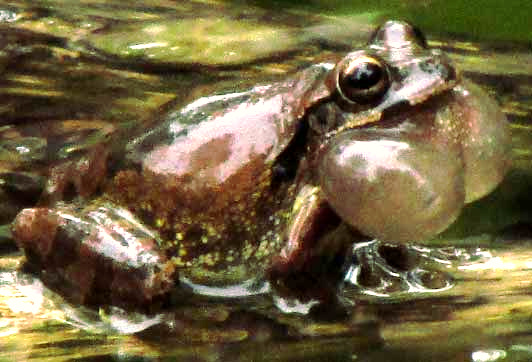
419;58;457;82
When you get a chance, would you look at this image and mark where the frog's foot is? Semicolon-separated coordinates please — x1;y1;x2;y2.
344;240;456;297
12;203;177;311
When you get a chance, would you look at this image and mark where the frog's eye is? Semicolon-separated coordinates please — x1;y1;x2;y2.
337;56;390;104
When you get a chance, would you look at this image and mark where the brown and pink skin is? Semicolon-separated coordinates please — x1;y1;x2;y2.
12;21;510;310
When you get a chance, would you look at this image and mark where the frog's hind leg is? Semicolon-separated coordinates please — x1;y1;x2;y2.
12;202;177;311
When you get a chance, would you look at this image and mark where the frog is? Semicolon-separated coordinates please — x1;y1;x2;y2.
11;21;510;311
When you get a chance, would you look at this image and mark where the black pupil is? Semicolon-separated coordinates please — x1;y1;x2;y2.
346;62;382;90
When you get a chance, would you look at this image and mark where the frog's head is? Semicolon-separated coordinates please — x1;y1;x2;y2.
311;21;510;242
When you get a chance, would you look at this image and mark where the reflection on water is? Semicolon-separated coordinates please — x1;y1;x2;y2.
2;244;500;334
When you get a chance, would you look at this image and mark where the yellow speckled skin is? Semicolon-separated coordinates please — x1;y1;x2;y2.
108;165;296;285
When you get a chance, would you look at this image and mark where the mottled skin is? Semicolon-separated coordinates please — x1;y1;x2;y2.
12;21;510;310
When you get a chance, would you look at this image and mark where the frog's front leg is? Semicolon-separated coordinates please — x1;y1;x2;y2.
345;239;455;296
12;202;177;310
267;184;356;304
267;183;455;302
